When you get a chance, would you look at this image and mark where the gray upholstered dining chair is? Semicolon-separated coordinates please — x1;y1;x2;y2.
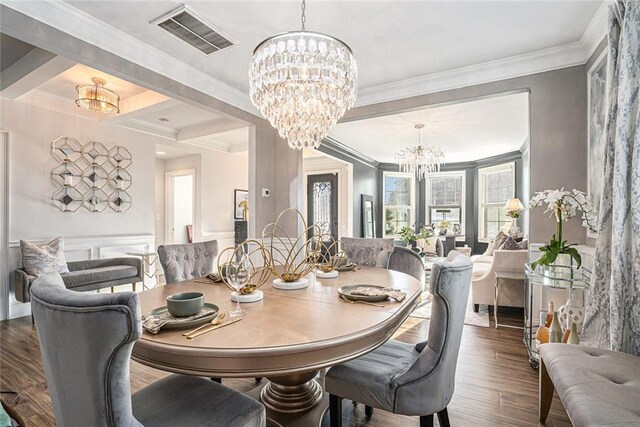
30;272;265;427
325;251;472;427
388;246;426;289
340;237;394;268
158;240;218;284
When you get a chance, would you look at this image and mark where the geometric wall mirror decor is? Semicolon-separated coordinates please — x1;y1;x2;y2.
51;136;133;213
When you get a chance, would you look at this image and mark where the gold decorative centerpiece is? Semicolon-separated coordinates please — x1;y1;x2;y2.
217;241;271;303
262;208;323;290
313;226;345;279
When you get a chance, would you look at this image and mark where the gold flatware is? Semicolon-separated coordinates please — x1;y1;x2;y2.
340;295;385;308
186;318;243;339
182;313;226;336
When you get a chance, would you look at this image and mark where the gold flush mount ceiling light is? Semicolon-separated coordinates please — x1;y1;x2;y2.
76;77;120;114
248;0;358;150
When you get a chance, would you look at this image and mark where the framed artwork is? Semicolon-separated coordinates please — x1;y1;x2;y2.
234;189;248;220
587;50;607;238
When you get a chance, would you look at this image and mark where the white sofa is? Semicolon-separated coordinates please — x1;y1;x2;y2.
470;249;527;312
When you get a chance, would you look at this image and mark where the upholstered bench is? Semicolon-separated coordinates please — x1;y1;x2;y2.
15;257;143;303
539;343;640;426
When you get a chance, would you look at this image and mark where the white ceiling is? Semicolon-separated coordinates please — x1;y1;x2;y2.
64;0;602;96
328;92;529;163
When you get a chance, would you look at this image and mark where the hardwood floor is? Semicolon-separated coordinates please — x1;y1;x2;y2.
0;311;571;426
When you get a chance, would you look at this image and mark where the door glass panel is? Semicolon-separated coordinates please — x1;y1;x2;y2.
313;181;332;241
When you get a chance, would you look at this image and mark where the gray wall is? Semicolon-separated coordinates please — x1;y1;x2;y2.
343;66;588;245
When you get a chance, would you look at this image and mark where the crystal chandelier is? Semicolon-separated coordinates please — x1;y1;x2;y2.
248;0;358;150
395;124;445;180
76;77;120;114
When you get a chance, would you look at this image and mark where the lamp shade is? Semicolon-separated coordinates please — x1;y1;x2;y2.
504;198;524;211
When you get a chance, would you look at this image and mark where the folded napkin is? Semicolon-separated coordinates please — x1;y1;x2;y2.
350;287;406;302
206;273;223;283
142;307;217;334
335;263;359;272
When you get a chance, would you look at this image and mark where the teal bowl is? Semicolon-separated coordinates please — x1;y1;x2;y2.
166;292;205;317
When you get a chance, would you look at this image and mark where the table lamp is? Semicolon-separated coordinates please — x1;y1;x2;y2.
504;198;524;235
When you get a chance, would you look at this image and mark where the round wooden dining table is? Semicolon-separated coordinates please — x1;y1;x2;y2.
132;267;422;426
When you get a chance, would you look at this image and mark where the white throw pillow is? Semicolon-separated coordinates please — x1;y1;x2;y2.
418;237;438;254
20;237;69;277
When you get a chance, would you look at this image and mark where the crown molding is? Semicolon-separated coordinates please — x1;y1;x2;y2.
320;137;379;169
1;0;259;116
355;41;588;107
581;1;611;58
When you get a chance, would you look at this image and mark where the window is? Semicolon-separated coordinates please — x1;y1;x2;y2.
426;171;465;234
383;172;414;237
478;162;515;240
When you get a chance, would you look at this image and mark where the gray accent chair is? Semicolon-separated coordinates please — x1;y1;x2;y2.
388;246;426;290
15;257;143;303
325;251;473;427
158;240;218;284
30;272;265;427
340;237;394;268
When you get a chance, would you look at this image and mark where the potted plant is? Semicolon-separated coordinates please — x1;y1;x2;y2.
399;226;417;248
399;224;433;253
529;189;598;270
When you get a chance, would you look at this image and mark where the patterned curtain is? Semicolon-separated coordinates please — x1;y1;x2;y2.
582;0;640;355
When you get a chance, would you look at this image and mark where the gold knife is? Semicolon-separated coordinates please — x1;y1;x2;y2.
186;318;243;339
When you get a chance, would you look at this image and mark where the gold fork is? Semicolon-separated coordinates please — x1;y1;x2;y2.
182;313;226;336
340;295;386;308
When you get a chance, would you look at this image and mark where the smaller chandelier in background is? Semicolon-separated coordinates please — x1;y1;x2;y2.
395;124;445;180
76;77;120;114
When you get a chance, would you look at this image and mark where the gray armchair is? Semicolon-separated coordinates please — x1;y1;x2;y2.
388;246;426;289
30;273;265;427
15;257;143;303
158;240;218;284
325;251;473;427
340;237;394;268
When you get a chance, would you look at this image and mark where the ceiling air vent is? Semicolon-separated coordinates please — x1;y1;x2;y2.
151;5;233;55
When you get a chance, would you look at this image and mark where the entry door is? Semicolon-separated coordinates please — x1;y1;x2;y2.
166;170;195;244
307;173;339;245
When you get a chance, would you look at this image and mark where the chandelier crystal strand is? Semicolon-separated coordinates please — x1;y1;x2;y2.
395;124;445;180
248;1;358;150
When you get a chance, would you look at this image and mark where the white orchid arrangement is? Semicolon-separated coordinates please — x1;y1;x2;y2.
529;188;598;269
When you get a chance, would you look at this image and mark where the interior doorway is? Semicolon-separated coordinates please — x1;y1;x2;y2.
166;169;195;244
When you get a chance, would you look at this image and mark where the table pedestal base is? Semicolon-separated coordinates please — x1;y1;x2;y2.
261;371;323;414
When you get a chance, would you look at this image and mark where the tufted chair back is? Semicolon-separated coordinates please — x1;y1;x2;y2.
388;246;426;289
31;273;143;427
158;241;218;284
340;237;394;268
393;251;472;415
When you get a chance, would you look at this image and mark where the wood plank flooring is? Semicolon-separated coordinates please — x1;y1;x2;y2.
0;311;571;426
